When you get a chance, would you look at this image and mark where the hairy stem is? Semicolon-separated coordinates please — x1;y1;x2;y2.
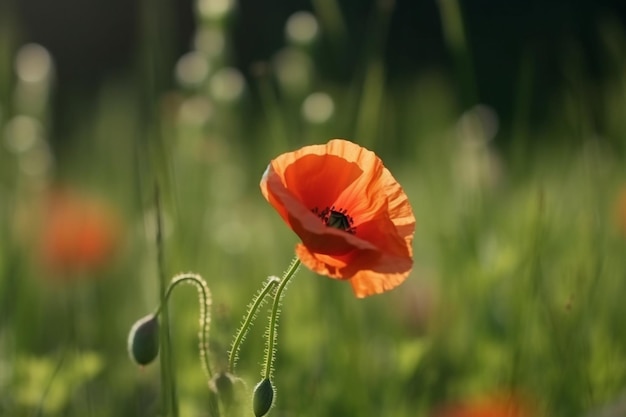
264;258;301;379
229;276;280;373
156;273;213;379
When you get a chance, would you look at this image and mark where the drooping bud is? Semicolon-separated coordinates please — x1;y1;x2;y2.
252;378;274;417
210;371;235;405
128;314;160;366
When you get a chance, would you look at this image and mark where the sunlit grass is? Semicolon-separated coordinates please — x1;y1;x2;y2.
1;2;626;417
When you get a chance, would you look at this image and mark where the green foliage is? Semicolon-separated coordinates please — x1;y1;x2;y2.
2;2;626;417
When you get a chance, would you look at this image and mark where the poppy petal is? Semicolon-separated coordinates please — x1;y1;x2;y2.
264;166;378;255
296;199;413;297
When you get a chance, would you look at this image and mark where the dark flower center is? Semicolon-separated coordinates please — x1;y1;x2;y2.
312;206;356;234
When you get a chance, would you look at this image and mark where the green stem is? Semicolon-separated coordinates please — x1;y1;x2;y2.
253;63;289;155
353;0;394;149
438;0;477;107
264;258;301;379
155;187;179;417
155;273;213;379
228;276;280;373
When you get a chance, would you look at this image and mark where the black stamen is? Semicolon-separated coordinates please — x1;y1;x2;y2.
312;206;356;234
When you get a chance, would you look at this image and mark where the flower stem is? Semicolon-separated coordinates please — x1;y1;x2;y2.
155;273;213;379
229;276;280;373
155;187;179;417
264;258;301;379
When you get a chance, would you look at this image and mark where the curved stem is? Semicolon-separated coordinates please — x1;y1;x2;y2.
155;273;213;379
264;258;301;379
228;276;279;373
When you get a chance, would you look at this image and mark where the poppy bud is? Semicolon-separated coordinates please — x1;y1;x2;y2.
210;371;235;405
128;314;160;366
252;378;274;417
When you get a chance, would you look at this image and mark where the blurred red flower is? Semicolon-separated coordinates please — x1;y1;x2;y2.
260;139;415;297
433;394;534;417
615;186;626;238
38;189;121;278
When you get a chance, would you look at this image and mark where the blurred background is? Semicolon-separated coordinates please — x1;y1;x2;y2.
9;0;626;152
2;0;626;416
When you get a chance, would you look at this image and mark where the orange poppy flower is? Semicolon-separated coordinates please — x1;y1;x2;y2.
38;188;121;278
260;139;415;297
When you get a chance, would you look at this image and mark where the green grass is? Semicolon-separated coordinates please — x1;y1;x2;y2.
2;2;626;417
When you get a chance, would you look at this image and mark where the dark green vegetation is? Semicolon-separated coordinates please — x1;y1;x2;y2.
1;1;626;416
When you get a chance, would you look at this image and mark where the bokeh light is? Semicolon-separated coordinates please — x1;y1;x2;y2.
273;47;313;94
197;0;235;21
285;11;319;45
301;92;334;124
456;104;499;146
194;27;226;58
209;67;245;103
15;43;53;84
178;95;214;126
175;51;210;88
4;115;43;154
